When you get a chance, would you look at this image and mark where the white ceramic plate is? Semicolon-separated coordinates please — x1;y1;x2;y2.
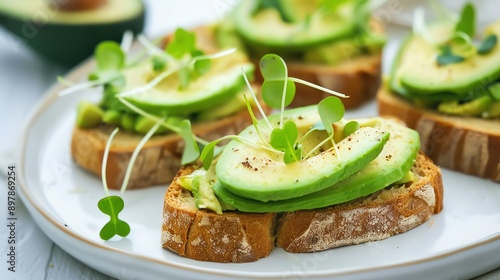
17;57;500;280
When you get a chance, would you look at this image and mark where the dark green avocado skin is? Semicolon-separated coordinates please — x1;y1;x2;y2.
0;5;145;67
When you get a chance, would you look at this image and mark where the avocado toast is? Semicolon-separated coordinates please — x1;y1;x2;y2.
69;27;266;190
378;3;500;181
162;54;443;263
212;0;386;109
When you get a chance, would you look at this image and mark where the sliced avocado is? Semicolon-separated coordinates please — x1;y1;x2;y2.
76;100;103;128
178;169;223;214
213;118;420;213
438;95;493;116
134;116;170;135
232;0;356;51
0;0;144;66
395;20;500;95
123;54;254;116
483;102;500;118
278;0;321;22
102;110;122;125
196;92;246;121
303;32;386;65
215;106;389;202
120;114;135;132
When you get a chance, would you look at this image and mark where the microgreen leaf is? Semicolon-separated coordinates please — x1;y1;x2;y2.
454;3;475;38
166;28;196;59
437;45;464;66
98;196;131;240
270;120;301;164
192;50;211;75
343;121;360;138
200;138;226;170
478;34;498;55
95;41;126;72
318;97;345;134
261;80;296;109
152;56;167;72
178;119;200;164
260;54;288;80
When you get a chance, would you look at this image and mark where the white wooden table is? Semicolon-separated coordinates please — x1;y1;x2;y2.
0;1;499;279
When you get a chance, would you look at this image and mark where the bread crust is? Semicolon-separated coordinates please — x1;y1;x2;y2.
378;86;500;182
253;53;382;109
162;152;443;262
70;107;263;190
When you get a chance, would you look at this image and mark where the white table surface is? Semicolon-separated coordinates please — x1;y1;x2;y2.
0;1;499;279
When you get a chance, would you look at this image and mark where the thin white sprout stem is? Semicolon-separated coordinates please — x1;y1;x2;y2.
280;60;288;129
58;79;105;96
120;117;166;193
118;66;177;97
101;127;120;196
303;134;332;159
57;76;76;87
190;48;237;64
288;77;349;98
241;68;273;130
120;30;134;53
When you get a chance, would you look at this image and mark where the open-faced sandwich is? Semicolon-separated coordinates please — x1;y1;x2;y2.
211;0;386;109
378;2;500;182
67;27;263;190
162;54;443;263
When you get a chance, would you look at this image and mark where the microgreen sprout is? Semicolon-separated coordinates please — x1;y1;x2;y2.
201;54;350;169
413;2;497;66
99;127;131;240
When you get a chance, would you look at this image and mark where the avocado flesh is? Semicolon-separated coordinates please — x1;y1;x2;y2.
215;106;389;202
76;101;103;128
233;0;356;51
123;53;254;116
395;20;500;95
0;0;144;66
213;118;420;213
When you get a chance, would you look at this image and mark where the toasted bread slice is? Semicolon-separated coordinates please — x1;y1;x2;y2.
71;107;265;190
161;152;443;262
378;86;500;182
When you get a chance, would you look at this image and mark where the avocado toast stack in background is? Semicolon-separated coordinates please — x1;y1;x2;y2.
162;54;443;263
378;3;500;181
69;27;266;190
213;0;386;109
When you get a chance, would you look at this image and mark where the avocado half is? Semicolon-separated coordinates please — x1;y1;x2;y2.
0;0;145;66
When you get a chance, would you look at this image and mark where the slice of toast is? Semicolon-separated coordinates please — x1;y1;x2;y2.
71;107;263;190
161;152;443;262
378;86;500;182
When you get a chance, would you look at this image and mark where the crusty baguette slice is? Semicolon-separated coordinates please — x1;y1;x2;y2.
162;152;443;262
71;107;265;190
378;86;500;182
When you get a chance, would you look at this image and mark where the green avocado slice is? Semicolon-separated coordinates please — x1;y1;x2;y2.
394;20;500;95
213;118;420;213
232;0;356;51
215;106;389;202
123;55;254;116
0;0;145;66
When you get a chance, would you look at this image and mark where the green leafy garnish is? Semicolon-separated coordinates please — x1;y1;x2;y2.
270;120;302;164
317;96;345;134
178;119;200;164
454;3;475;38
98;196;131;240
478;34;498;54
437;45;465;66
99;127;131;240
